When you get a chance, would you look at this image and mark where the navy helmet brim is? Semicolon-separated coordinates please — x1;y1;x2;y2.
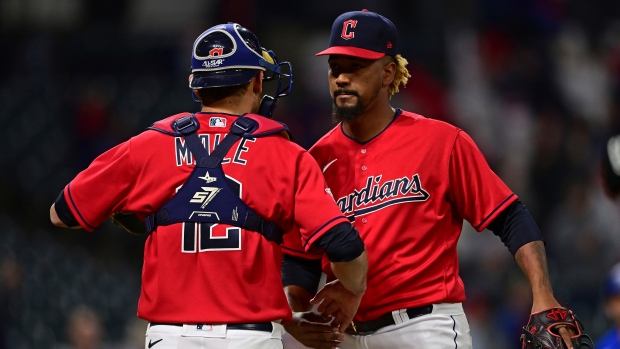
190;69;260;89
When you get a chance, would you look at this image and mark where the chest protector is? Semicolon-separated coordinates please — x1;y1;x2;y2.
145;113;291;244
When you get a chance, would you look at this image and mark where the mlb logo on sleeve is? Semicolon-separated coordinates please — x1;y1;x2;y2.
209;117;227;127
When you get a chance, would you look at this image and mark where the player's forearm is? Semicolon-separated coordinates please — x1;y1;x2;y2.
515;241;558;311
284;285;314;312
330;250;368;296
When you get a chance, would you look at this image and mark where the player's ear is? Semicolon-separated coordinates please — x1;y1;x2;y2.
251;71;263;95
381;57;396;87
188;74;202;101
192;89;201;101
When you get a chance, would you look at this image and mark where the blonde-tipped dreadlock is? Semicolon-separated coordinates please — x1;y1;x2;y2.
388;54;411;100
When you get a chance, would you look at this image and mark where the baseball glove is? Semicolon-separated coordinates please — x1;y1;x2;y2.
521;307;595;349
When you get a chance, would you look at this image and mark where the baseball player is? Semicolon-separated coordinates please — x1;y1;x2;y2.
49;22;368;349
597;262;620;349
601;133;620;199
282;10;591;349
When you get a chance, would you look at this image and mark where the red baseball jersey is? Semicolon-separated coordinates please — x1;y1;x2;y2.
282;109;517;321
62;112;348;324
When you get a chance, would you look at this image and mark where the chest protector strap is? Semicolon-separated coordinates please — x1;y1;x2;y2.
145;114;283;244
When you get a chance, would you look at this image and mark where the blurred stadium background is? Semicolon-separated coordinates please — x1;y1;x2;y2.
1;0;620;348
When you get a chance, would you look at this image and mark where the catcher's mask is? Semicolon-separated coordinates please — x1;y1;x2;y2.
189;23;293;119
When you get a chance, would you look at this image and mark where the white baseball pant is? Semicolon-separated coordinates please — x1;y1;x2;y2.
145;322;285;349
283;303;472;349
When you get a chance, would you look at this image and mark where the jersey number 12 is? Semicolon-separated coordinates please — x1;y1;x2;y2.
182;222;241;252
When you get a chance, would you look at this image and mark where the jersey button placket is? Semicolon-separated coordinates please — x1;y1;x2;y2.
355;145;368;224
359;148;368;223
359;148;367;172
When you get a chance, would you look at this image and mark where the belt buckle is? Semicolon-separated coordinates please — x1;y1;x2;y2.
348;321;375;336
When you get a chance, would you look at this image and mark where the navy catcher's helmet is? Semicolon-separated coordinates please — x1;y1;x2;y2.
189;23;292;118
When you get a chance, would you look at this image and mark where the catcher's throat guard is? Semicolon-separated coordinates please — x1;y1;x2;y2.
257;52;292;119
521;308;595;349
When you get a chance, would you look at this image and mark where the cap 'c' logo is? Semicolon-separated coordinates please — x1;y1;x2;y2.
341;19;358;40
209;47;224;56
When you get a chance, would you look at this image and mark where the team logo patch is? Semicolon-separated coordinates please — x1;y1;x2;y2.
336;174;430;218
209;47;224;57
190;186;222;209
202;59;225;68
209;117;227;127
341;19;357;40
198;171;217;183
546;309;568;321
322;158;338;173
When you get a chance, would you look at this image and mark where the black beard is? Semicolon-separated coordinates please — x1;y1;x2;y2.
331;89;364;123
332;103;364;123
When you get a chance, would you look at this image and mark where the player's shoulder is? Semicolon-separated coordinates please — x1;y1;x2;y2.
242;113;291;138
397;109;462;142
147;112;192;135
126;112;197;151
147;112;291;139
398;109;460;131
310;124;341;151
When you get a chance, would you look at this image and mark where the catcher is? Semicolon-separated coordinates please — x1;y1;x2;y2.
50;22;368;349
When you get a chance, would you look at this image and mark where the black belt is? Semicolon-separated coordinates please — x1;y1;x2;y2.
347;305;433;335
150;322;273;332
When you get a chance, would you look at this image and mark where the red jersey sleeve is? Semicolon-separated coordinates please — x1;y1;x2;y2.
281;226;323;259
449;130;517;231
292;151;349;253
64;140;135;231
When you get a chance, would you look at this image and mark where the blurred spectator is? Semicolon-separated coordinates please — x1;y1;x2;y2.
0;255;22;349
601;133;620;199
57;305;113;349
596;262;620;348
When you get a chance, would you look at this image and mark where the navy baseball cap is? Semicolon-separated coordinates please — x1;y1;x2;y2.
316;9;399;59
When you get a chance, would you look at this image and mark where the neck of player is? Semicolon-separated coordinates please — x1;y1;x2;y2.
343;103;396;143
199;75;262;116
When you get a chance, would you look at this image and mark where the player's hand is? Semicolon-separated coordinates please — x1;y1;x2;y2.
284;311;343;349
531;297;575;348
310;280;363;333
557;326;576;349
